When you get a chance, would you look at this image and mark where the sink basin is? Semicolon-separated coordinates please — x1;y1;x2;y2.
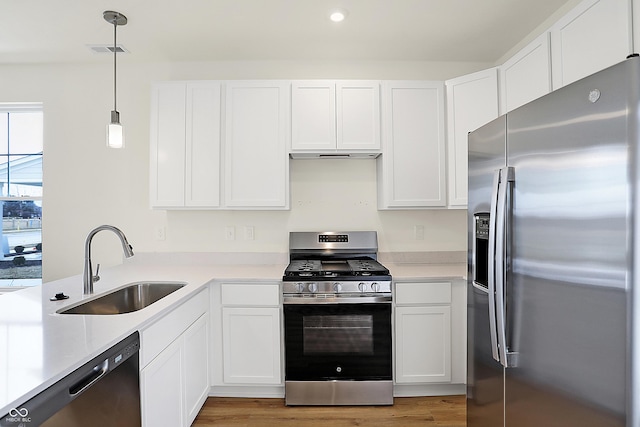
58;282;186;315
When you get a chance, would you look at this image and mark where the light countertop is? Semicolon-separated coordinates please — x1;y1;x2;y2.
0;254;466;416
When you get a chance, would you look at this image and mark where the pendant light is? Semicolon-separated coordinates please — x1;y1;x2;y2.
104;10;127;148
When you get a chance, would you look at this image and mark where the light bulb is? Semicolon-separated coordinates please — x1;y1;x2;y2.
107;122;124;148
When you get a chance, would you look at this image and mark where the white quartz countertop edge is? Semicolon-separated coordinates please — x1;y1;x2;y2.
0;259;466;415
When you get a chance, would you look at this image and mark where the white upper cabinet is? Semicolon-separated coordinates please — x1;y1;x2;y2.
151;80;289;210
185;83;222;207
551;0;632;88
500;32;552;113
150;81;221;209
445;69;499;207
224;81;290;209
378;81;446;208
150;82;187;208
291;80;381;155
291;81;336;151
337;81;381;151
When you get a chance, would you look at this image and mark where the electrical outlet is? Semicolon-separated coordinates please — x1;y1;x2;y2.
414;225;425;240
225;226;235;241
244;226;255;240
155;226;166;241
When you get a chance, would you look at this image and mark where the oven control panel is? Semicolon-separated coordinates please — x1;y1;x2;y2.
318;234;348;243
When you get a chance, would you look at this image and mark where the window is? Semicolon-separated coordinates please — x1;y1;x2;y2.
0;104;43;285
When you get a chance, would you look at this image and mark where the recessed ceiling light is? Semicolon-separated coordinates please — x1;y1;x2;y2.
329;9;348;23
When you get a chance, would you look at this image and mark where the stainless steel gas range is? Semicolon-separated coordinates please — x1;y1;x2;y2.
282;231;393;406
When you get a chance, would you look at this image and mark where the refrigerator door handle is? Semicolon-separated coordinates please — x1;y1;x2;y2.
495;166;515;368
487;168;501;363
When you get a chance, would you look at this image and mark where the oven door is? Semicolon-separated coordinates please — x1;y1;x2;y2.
283;302;392;381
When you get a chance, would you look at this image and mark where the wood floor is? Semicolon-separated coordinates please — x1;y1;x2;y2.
193;396;466;427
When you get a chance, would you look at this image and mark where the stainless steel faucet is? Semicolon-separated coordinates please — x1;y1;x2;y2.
83;225;134;294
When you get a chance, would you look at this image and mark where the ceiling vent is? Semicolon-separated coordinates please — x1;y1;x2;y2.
87;44;130;54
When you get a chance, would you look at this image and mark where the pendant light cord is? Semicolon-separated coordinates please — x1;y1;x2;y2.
113;19;117;113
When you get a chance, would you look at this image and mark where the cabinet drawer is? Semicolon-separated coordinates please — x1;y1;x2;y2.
395;282;451;305
221;283;280;306
141;288;209;367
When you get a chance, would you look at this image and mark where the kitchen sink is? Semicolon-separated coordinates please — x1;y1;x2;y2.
58;282;186;315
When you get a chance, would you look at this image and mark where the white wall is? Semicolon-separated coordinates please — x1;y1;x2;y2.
0;59;486;281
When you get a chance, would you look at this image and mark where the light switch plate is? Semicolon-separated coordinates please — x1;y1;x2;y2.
225;226;235;240
155;226;166;241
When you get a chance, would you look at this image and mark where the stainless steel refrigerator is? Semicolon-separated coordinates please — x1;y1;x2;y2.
467;56;640;427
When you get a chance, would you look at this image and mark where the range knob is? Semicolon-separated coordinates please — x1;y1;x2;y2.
294;282;305;293
358;282;368;293
333;283;343;293
308;283;319;293
371;282;381;292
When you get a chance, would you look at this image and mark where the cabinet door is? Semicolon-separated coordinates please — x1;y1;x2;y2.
337;81;381;151
150;82;222;209
291;81;336;151
183;313;210;426
150;82;186;208
378;81;446;208
551;0;632;88
395;305;451;384
224;81;289;208
185;82;221;207
445;69;499;207
141;339;184;427
500;32;552;113
222;307;282;384
450;279;467;384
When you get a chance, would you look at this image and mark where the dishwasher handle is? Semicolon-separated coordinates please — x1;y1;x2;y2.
69;359;109;397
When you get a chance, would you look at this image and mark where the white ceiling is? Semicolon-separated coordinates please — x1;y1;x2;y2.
2;0;572;65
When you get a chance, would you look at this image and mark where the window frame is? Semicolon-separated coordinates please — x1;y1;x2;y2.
0;102;43;287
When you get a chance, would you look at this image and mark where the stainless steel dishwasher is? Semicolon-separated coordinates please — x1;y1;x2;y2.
1;332;141;427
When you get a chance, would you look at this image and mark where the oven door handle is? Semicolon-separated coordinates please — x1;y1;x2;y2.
283;295;392;304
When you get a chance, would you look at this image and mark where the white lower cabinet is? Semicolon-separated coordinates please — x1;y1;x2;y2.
211;282;283;396
183;314;210;423
141;339;183;426
140;289;210;427
395;282;452;384
222;307;281;384
395;305;452;383
394;280;466;395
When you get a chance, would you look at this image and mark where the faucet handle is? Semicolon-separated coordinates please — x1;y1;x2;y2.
93;263;101;283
